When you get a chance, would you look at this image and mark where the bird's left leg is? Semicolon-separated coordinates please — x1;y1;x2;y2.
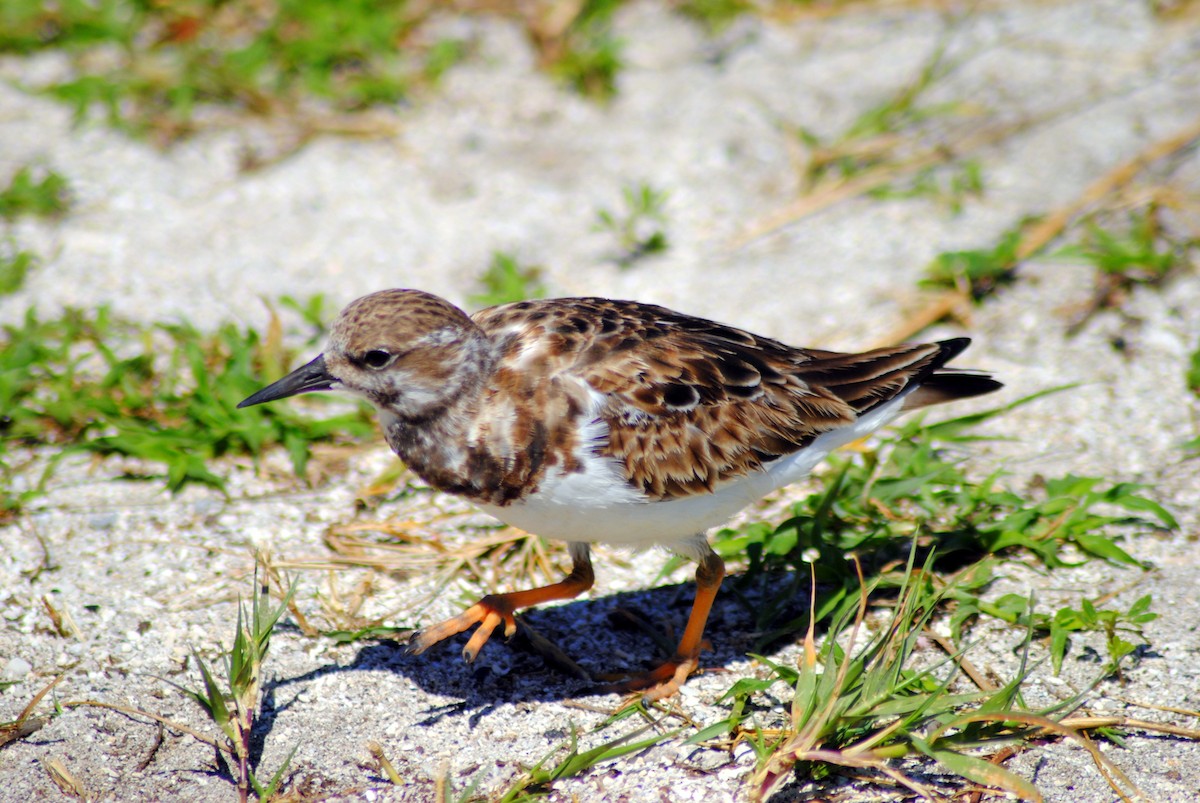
613;538;725;701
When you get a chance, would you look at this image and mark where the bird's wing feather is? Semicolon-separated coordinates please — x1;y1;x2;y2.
475;298;954;500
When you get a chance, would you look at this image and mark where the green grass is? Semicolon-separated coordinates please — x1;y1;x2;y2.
0;243;37;297
921;200;1195;325
1;0;466;139
791;34;969;190
0;0;643;141
0;166;71;220
1186;337;1200;454
595;182;670;266
739;552;1141;801
920;217;1034;299
498;711;677;802
3;574;302;799
677;0;754;32
0;303;375;516
711;393;1170;588
0;165;70;300
707;399;1171;799
543;0;626;101
1189;338;1200;396
1057;207;1188;284
869;158;984;215
174;572;297;802
469;252;546;308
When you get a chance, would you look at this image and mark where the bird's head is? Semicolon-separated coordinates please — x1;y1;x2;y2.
238;289;490;422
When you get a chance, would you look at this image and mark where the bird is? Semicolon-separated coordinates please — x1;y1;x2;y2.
238;289;1001;699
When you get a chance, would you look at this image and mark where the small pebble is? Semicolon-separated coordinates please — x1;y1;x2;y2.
2;656;32;680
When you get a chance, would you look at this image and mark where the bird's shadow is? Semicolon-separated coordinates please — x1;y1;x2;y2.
266;569;814;717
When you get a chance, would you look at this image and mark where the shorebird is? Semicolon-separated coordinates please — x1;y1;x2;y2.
239;289;999;698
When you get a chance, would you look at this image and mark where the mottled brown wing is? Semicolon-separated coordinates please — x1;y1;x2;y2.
474;298;966;500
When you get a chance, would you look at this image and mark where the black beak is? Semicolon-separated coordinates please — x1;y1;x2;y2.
237;354;336;408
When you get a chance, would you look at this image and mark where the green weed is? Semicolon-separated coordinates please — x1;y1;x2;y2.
869;159;984;214
0;243;37;296
0;304;375;513
1186;338;1200;453
920;217;1035;299
954;593;1157;678
677;0;754;32
595;182;670;266
1057;207;1188;284
0;166;71;220
734;551;1137;800
2;0;464;140
0;0;643;141
712;393;1171;603
922;203;1195;317
1054;205;1195;334
183;573;298;802
793;35;965;189
498;709;677;802
543;0;625;100
1189;338;1200;396
469;252;546;308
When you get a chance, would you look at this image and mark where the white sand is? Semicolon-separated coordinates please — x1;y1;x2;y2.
2;1;1199;800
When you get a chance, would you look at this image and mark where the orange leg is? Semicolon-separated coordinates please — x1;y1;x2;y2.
610;547;726;701
408;544;594;662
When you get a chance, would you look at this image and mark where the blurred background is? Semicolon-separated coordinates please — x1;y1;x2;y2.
2;1;1199;800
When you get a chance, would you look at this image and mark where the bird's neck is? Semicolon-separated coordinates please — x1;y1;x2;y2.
378;337;509;502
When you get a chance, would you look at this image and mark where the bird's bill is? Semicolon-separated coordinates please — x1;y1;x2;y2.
237;354;336;408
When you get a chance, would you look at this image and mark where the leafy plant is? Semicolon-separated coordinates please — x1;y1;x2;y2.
498;710;676;802
183;574;298;802
950;592;1158;676
0;304;375;512
921;217;1035;300
737;554;1058;800
541;0;625;100
923;204;1196;322
1057;208;1187;284
2;0;466;140
0;243;37;296
595;182;670;266
1054;206;1195;334
0;166;70;219
1186;338;1200;454
870;159;984;214
469;252;546;308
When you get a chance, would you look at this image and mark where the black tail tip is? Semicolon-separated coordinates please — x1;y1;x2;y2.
935;337;972;363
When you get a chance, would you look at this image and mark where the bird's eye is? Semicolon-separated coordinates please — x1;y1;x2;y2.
363;349;392;369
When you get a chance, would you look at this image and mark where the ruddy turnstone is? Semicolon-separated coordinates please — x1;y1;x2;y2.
239;289;1000;699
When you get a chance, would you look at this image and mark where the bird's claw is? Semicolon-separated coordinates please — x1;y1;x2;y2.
406;596;518;661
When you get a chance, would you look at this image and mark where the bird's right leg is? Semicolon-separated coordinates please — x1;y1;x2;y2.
407;542;594;661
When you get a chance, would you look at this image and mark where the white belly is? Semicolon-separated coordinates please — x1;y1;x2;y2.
476;395;909;549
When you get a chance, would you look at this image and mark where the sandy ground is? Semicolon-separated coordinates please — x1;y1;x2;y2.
2;1;1199;800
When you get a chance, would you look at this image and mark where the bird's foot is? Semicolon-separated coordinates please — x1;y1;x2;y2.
407;594;518;662
596;651;702;702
